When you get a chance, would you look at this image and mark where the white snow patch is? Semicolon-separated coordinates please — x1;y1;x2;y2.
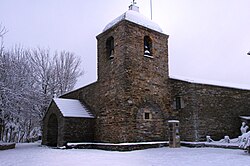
182;141;239;148
103;8;163;33
0;142;249;166
170;74;250;90
67;141;168;146
0;141;15;146
53;98;94;118
240;116;250;120
168;120;179;123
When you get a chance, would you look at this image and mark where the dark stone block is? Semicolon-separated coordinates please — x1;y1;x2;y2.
0;142;16;150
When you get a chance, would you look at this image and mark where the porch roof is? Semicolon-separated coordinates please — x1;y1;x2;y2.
53;98;94;118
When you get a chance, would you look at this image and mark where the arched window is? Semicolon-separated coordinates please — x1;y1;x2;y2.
106;36;114;59
144;36;152;57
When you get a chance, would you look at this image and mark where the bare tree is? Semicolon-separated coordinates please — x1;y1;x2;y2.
54;51;83;95
0;46;39;142
28;48;54;120
27;49;84;132
0;24;7;141
28;48;83;119
0;24;7;55
0;21;84;143
0;45;84;142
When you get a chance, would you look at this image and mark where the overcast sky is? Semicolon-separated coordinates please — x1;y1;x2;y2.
1;0;250;89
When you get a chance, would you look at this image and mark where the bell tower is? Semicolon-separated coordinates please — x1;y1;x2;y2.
95;4;171;143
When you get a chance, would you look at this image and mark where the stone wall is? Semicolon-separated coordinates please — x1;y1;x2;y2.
136;103;166;141
120;21;171;142
170;78;250;141
64;117;94;143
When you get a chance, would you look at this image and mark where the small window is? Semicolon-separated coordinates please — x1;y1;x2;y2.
144;36;152;57
145;112;150;119
106;36;114;59
144;112;152;120
176;97;181;109
174;96;184;110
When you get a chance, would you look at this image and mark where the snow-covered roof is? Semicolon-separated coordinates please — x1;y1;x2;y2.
53;98;94;118
170;75;250;91
239;116;250;120
103;5;163;33
168;120;179;123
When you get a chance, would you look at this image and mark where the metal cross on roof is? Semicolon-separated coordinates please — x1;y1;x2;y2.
132;0;137;5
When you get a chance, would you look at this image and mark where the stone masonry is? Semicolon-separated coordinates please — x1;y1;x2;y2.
170;78;250;141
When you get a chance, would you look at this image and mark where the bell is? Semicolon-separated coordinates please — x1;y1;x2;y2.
109;50;114;59
144;45;151;56
144;50;150;55
144;46;151;56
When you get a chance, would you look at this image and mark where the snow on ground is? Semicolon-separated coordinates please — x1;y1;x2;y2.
0;142;250;166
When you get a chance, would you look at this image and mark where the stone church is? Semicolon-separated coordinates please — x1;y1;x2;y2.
42;4;250;147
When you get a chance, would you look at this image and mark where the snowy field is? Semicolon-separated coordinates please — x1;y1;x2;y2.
0;142;250;166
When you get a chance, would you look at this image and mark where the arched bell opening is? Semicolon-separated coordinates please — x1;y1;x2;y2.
144;36;152;57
